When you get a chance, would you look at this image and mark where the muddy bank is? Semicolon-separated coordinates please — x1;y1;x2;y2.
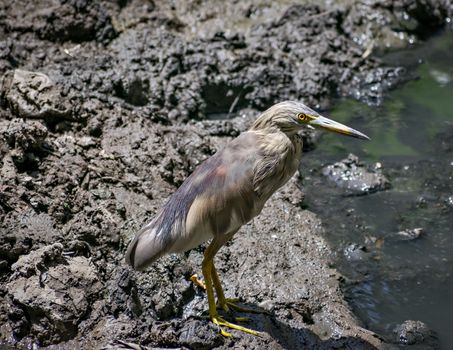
0;0;451;349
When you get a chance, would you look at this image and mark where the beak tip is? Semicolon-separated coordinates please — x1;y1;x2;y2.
351;130;370;141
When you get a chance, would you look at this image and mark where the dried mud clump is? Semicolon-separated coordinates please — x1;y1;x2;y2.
322;154;391;196
0;0;450;348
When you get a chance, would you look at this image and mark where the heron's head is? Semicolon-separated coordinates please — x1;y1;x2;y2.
252;100;370;140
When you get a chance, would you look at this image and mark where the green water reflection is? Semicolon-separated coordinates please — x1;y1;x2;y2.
318;30;453;161
301;29;453;348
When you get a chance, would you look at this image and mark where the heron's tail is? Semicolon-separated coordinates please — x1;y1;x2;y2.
125;214;173;271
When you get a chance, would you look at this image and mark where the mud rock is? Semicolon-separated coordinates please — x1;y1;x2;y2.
322;154;391;195
342;0;451;53
402;0;450;34
1;119;47;152
274;175;305;206
1;69;73;120
344;244;370;261
0;118;48;171
0;209;60;269
394;320;438;347
2;0;116;43
178;319;224;349
7;243;103;345
348;66;408;105
8;242;66;278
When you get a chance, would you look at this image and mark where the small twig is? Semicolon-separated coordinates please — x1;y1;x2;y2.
361;39;375;59
228;90;243;117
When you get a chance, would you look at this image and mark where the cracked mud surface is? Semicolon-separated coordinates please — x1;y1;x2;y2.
0;0;450;349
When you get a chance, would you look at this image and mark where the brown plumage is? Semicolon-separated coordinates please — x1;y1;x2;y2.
125;100;369;336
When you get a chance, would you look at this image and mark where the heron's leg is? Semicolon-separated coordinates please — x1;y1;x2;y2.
201;256;216;317
209;231;237;310
210;264;228;311
202;238;259;337
211;257;268;316
211;264;258;322
190;261;232;303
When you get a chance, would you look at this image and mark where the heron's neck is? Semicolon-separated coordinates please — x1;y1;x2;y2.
249;126;302;160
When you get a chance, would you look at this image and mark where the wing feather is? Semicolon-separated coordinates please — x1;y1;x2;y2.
125;132;260;270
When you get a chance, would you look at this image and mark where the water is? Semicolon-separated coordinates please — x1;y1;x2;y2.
300;30;453;348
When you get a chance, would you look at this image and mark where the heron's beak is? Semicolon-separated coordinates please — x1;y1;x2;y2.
309;115;370;140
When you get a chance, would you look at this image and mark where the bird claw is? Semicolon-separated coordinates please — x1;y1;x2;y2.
224;297;241;303
218;298;267;315
190;274;206;290
212;316;259;337
191;272;263;337
219;327;232;337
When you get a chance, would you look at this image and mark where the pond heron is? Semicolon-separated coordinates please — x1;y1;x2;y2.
126;101;369;336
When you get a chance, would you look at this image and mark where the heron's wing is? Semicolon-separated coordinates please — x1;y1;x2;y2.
125;132;260;270
183;132;261;238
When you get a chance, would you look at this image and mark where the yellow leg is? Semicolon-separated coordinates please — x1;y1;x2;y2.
202;239;260;337
191;270;252;320
192;266;267;316
211;264;228;311
211;264;267;315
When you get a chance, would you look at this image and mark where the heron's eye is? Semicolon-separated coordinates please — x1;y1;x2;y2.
298;113;314;122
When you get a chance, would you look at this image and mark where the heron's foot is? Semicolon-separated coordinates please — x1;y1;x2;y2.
190;274;206;290
212;316;260;337
218;298;268;315
234;316;251;322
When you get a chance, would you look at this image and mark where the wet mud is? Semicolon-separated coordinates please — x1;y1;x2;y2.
0;0;451;349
